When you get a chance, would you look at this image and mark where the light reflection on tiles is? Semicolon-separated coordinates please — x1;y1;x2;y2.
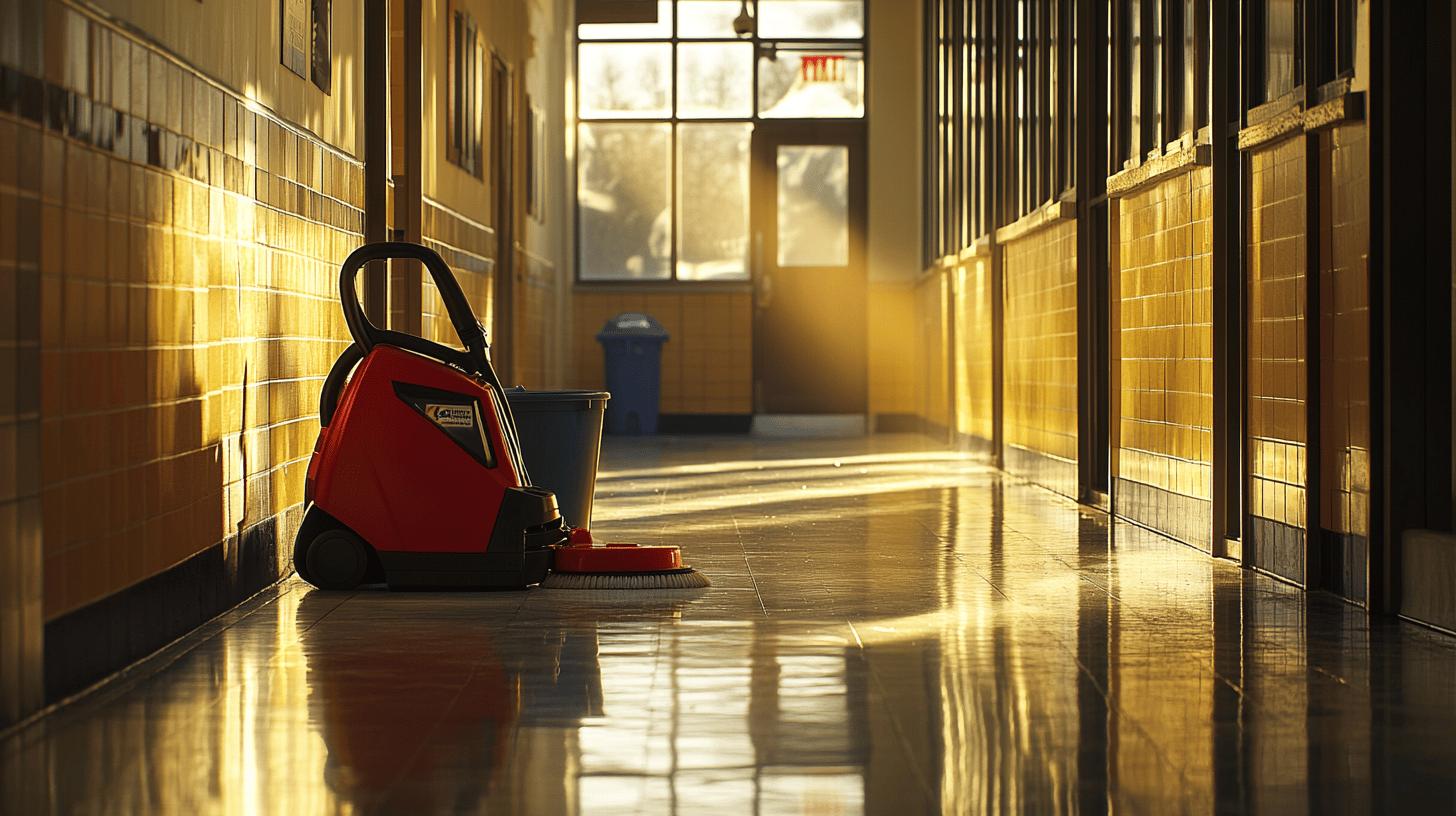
3;434;1456;814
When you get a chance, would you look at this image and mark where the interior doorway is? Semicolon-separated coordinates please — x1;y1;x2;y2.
749;120;868;418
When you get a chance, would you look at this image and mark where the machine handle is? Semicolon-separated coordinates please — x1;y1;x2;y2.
319;343;365;427
337;241;490;375
335;241;532;483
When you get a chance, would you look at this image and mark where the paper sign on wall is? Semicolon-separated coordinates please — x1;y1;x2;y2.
282;0;308;78
801;55;847;83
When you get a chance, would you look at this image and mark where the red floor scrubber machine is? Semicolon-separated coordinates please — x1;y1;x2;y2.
293;242;708;591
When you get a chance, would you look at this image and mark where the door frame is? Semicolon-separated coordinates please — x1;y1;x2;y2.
490;54;516;384
749;119;870;416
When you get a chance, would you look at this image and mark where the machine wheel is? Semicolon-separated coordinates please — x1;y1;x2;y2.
304;529;371;590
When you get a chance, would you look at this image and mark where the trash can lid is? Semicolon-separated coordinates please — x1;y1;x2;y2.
504;387;611;409
597;312;670;341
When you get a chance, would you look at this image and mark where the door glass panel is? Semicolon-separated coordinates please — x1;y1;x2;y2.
578;123;672;280
677;123;751;280
677;0;745;38
677;42;753;117
578;43;672;118
757;0;865;38
776;145;849;267
578;0;673;39
758;50;865;118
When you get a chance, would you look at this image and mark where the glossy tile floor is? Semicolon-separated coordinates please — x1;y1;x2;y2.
4;435;1456;814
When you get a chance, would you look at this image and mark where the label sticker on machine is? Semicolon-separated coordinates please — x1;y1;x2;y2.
392;382;496;468
425;403;475;428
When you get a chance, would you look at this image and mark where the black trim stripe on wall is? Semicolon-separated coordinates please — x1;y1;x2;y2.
43;512;293;702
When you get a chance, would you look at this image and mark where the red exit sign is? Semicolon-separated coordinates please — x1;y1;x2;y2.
800;55;847;83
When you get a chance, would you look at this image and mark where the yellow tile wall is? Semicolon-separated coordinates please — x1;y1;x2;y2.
953;257;994;442
868;280;921;417
420;202;496;355
917;270;951;429
1114;165;1214;547
0;114;46;721
13;7;362;620
1317;124;1370;542
516;250;564;388
1003;220;1079;494
1246;136;1308;582
569;290;752;414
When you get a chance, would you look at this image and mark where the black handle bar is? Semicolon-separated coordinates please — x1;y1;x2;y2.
333;242;531;482
338;242;490;375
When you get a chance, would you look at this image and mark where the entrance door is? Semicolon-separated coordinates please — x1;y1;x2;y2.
750;121;868;415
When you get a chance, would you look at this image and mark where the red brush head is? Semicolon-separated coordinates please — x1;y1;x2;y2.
553;540;687;574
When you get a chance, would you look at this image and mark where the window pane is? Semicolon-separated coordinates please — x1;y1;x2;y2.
776;145;849;267
677;42;753;118
578;43;672;118
677;124;751;280
758;50;865;118
758;0;865;39
1150;0;1163;143
578;0;672;39
678;0;745;38
1265;0;1299;101
1184;0;1199;133
578;123;672;280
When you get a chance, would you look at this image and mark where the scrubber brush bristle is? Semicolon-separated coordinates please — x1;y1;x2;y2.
542;568;711;590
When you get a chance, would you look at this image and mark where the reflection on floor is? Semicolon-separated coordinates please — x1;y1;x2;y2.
3;434;1455;814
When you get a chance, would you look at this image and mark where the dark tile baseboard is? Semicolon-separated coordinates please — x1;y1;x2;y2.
43;509;298;703
655;414;753;434
1114;478;1214;552
872;413;950;440
1247;516;1307;587
1319;529;1368;604
1005;445;1078;499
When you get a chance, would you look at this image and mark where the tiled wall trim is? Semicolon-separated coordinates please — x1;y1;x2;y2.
0;65;363;236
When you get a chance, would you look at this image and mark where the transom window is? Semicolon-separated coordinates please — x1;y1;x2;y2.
576;0;866;282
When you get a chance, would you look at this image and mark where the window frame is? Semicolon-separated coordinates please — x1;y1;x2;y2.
446;2;485;179
1246;0;1305;111
923;0;1086;265
526;97;546;222
575;0;870;285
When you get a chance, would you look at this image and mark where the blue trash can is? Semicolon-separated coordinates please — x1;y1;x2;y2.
597;313;669;435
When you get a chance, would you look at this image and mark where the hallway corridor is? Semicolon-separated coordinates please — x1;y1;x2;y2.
3;436;1453;814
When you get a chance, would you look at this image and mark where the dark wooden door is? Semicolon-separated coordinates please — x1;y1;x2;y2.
750;121;868;414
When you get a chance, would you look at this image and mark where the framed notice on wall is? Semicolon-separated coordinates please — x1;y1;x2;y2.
282;0;308;77
311;0;331;93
